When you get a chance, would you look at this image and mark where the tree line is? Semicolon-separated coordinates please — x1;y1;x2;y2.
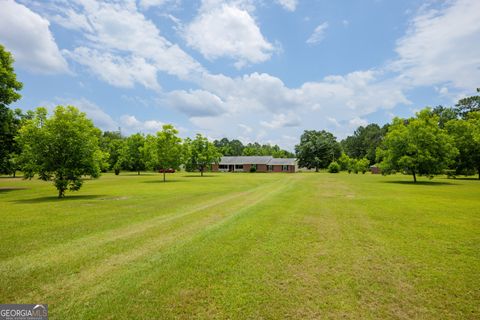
213;138;294;158
295;90;480;182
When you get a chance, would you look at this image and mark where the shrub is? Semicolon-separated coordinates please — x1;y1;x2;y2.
328;161;340;173
250;166;257;173
356;158;370;174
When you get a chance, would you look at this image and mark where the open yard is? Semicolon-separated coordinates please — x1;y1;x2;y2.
0;172;479;319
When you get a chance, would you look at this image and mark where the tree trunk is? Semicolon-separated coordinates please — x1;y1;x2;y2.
315;167;319;172
138;171;140;175
58;188;65;198
201;168;204;177
12;171;16;178
478;167;480;180
412;170;417;183
163;171;166;182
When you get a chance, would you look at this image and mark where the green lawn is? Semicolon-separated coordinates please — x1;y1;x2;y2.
0;172;479;319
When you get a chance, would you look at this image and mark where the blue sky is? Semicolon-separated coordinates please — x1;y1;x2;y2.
1;0;479;150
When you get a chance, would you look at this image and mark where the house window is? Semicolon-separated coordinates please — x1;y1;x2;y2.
235;165;244;170
267;165;273;171
219;165;228;170
282;165;289;171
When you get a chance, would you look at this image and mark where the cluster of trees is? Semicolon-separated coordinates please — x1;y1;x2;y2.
295;89;480;182
10;106;223;196
213;138;294;158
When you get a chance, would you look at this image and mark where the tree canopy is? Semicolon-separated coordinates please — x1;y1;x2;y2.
377;108;458;182
454;88;480;118
121;133;147;175
144;124;183;182
446;112;480;179
0;44;23;108
341;123;387;165
295;130;341;172
0;44;24;175
17;106;104;197
213;137;294;157
185;134;221;176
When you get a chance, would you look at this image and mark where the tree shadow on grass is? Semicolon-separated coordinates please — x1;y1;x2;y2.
182;175;219;178
0;187;28;193
12;194;106;204
450;177;480;181
142;179;183;183
381;180;456;186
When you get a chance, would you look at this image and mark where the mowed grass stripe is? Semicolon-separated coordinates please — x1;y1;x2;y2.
50;173;351;319
0;173;280;259
3;174;299;307
1;173;479;319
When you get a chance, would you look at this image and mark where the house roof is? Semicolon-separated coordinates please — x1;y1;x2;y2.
219;156;273;165
218;156;296;165
267;158;297;165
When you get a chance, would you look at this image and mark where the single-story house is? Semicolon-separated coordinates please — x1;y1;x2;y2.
212;156;297;173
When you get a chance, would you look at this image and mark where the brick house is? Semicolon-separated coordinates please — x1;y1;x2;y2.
212;156;297;173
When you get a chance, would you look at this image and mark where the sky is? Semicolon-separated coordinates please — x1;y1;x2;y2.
1;0;479;150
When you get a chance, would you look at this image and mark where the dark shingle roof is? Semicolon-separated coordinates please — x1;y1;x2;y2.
219;156;273;165
267;158;297;165
218;156;296;166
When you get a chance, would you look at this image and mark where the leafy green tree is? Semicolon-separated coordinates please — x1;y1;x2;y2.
144;124;183;182
100;131;125;175
185;134;221;176
0;44;22;106
0;108;32;176
377;108;458;182
213;138;244;156
0;44;24;174
121;133;146;175
17;106;104;197
337;153;351;171
348;158;358;174
431;105;457;128
446;112;480;179
355;158;370;174
454;88;480;118
295;130;341;172
213;138;293;157
327;161;340;173
341;124;386;164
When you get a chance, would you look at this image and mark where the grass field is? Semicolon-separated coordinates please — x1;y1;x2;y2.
0;172;479;319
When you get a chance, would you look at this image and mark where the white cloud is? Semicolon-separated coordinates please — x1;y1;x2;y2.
306;22;329;45
138;0;170;10
0;0;68;74
391;0;480;90
349;117;368;128
261;113;301;129
65;47;161;90
327;117;341;127
184;3;275;68
34;0;204;88
238;123;253;133
276;0;298;11
50;97;118;131
182;68;409;149
163;90;227;117
120;115;165;134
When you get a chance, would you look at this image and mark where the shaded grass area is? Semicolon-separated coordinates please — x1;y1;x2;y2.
0;172;479;319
